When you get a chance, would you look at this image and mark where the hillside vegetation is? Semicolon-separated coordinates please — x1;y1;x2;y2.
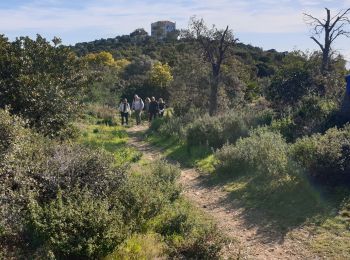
1;13;350;258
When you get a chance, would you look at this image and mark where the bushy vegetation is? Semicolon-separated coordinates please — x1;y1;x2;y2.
145;40;350;258
150;107;273;149
0;109;125;258
0;35;87;138
2;20;350;258
291;125;350;184
148;200;226;259
0;107;226;258
187;109;273;148
215;129;291;177
27;190;126;259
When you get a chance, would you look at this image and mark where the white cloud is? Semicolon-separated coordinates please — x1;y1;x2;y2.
0;0;307;34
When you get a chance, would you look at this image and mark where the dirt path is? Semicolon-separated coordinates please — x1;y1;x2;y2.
127;125;315;260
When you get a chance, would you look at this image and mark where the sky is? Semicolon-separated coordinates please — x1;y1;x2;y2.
0;0;349;61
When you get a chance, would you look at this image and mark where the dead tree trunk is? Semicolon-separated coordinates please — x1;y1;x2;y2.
304;8;350;75
184;18;237;115
209;64;220;116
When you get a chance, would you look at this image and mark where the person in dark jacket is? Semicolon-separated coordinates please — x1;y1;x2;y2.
149;96;159;121
158;98;166;117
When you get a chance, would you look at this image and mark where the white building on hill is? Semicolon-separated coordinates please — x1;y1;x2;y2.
151;21;176;40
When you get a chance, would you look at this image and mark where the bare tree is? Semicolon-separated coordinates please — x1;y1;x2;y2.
304;8;350;74
183;17;238;115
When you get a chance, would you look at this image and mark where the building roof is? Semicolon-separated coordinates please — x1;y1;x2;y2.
151;20;175;25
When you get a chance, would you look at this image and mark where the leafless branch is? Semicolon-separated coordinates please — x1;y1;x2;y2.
310;36;324;51
303;12;324;27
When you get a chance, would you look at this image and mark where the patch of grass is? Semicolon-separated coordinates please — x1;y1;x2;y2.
106;233;165;260
306;193;350;258
79;124;141;166
146;134;214;173
196;154;217;174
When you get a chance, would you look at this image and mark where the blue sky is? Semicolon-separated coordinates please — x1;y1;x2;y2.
0;0;349;61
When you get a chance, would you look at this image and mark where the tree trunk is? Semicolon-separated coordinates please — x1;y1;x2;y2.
321;9;331;75
321;47;330;75
209;65;220;116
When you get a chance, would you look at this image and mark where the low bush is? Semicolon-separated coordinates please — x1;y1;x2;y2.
187;108;273;149
120;160;181;229
86;104;119;126
158;110;200;139
268;96;338;142
291;125;350;184
215;128;290;177
149;200;226;259
0;109;128;258
150;107;273;150
27;190;127;259
187;114;224;148
149;117;167;132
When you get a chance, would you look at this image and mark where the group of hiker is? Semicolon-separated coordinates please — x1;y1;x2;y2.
118;95;166;125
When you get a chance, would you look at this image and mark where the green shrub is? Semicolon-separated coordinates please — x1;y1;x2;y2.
268;97;338;142
187;114;224;148
0;109;126;238
186;108;273;149
149;117;166;132
120;160;181;228
151;108;202;141
293;96;338;136
86;104;119;126
216;129;290;177
0;109;48;234
266;53;316;108
27;190;126;259
270;116;297;142
291;125;350;184
149;201;226;259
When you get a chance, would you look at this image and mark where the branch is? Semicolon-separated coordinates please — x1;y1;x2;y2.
330;22;348;42
310;36;324;51
331;29;350;43
329;8;350;31
218;26;229;61
303;12;324;27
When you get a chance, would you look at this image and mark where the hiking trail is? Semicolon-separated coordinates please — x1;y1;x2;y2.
127;125;314;260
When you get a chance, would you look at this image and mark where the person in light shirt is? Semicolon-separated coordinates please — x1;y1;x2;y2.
132;94;144;125
118;98;130;126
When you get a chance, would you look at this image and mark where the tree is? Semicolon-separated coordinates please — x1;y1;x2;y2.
149;61;173;88
304;8;350;74
83;51;129;106
266;52;316;108
0;35;87;137
183;17;238;115
130;28;149;43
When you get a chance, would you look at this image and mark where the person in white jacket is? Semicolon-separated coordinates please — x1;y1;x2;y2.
119;98;130;125
132;94;144;125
